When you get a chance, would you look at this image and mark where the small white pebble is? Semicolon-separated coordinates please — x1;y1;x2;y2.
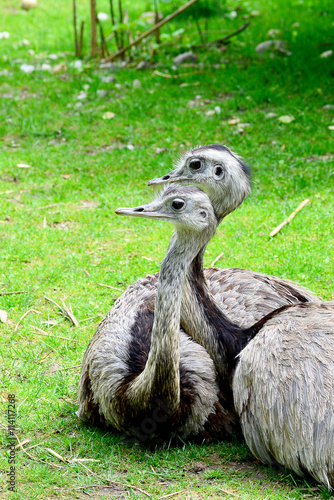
20;63;35;73
133;79;142;88
97;12;108;21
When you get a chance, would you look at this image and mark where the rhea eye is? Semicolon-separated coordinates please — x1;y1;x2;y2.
171;199;185;211
189;159;202;171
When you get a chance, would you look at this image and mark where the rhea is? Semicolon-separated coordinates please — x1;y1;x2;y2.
78;186;244;441
149;144;320;333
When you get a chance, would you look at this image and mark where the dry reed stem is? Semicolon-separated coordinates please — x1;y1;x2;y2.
269;199;310;237
159;490;186;499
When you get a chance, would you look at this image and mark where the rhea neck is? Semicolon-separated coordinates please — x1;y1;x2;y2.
180;241;249;380
127;223;214;414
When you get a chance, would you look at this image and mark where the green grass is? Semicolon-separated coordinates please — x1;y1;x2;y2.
0;0;334;498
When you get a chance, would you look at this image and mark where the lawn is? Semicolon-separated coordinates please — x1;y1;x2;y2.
0;0;333;498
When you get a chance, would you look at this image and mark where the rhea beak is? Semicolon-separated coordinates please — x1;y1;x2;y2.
148;172;190;186
115;204;171;221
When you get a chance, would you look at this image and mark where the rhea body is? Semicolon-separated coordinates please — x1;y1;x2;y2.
233;302;334;490
78;186;239;441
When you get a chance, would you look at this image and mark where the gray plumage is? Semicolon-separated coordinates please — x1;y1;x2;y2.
78;187;234;441
233;302;334;490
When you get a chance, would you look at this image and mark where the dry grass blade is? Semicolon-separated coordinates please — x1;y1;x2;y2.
218;488;240;498
44;295;79;326
211;251;224;267
61;300;79;327
15;308;41;332
159;490;186;499
15;438;30;449
71;458;101;462
59;364;81;371
0;290;29;296
30;325;78;343
270;199;310;237
14;433;61;468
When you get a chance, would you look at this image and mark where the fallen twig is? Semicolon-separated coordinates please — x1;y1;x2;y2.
30;325;78;343
96;282;124;292
210;21;250;46
269;199;310;237
218;488;240;498
103;0;200;62
45;447;69;464
0;290;29;296
211;251;224;267
15;309;41;332
159;490;186;500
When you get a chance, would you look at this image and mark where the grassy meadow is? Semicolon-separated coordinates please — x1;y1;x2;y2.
0;0;333;498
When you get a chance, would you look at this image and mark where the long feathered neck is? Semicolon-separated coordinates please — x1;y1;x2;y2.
181;247;291;380
128;231;206;414
180;247;246;379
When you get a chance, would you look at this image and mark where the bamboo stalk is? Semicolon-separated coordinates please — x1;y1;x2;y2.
78;20;84;57
118;0;124;50
103;0;200;62
109;0;120;50
90;0;98;57
73;0;79;55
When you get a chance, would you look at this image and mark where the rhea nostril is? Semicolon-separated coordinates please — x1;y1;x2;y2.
162;175;170;180
134;207;144;212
